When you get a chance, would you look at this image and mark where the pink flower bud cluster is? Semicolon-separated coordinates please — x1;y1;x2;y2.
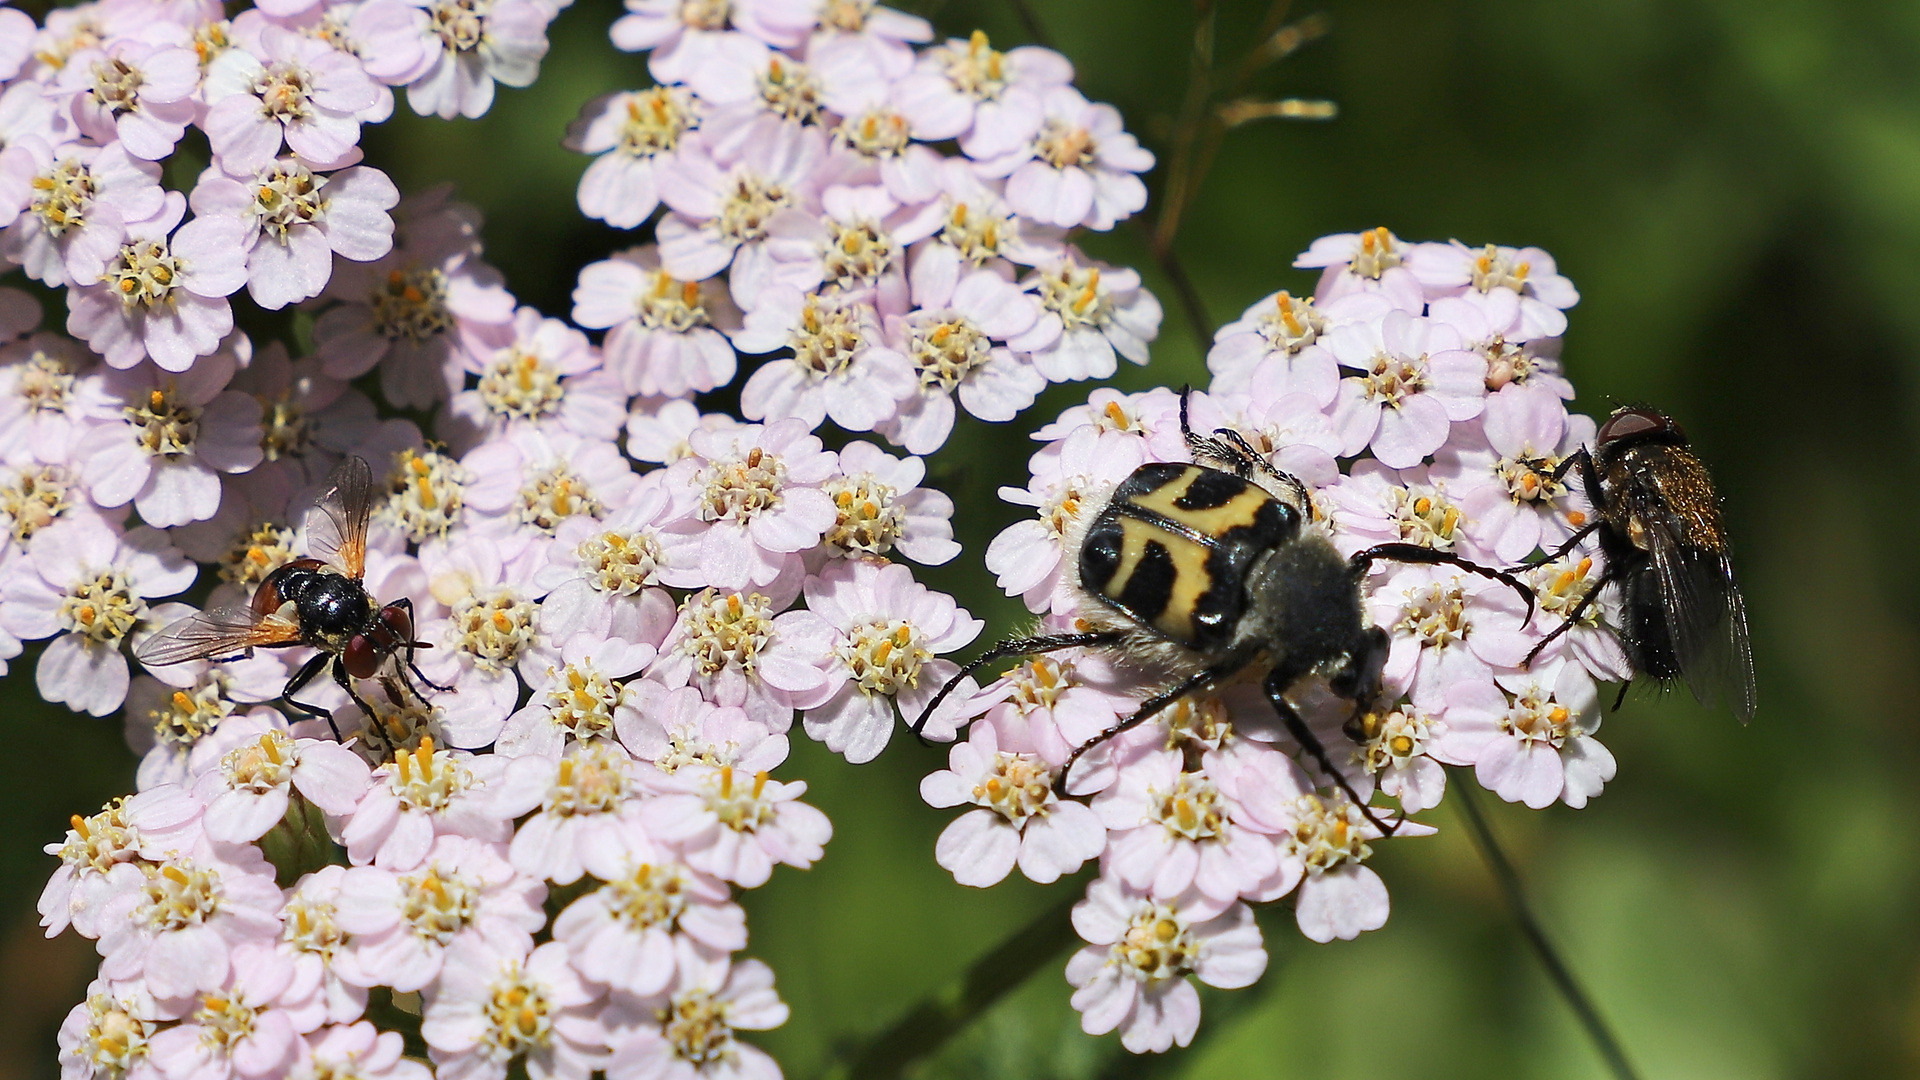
929;227;1623;1053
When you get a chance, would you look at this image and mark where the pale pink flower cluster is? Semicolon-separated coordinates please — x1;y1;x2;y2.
925;229;1623;1051
567;8;1163;454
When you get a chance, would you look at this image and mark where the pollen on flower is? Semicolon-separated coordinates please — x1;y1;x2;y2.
71;993;156;1080
219;522;300;587
193;20;232;67
1033;118;1095;170
822;0;875;31
191;993;261;1054
1258;291;1325;354
481;969;555;1061
1469;244;1531;294
450;590;538;672
1348;226;1404;280
833;108;911;159
283;893;346;961
839;619;930;697
371;267;453;343
1501;685;1574;747
398;862;480;942
605;862;691;931
14;347;78;416
698;446;786;524
58;569;145;646
821;217;895;291
714;175;792;246
821;473;904;556
125;384;201;457
518;464;603;533
1005;654;1076;712
477;348;566;421
1284;794;1373;874
659;988;738;1066
545;742;632;815
380;447;466;542
145;680;235;750
138;857;224;931
1394;579;1469;651
1346;702;1432;775
1356;352;1429;408
620;86;694;158
636;271;711;332
339;767;426;856
701;765;774;832
786;296;863;378
1482;337;1556;391
677;590;774;676
1037;259;1112;330
1534;555;1602;626
29;157;98;237
257;391;313;461
758;57;822;125
938;30;1006;99
939;202;1016;266
1154;694;1232;751
57;799;143;876
102;240;184;311
355;696;448;760
1497;453;1568;505
252;61;319;122
428;0;489;53
540;663;624;742
973;752;1056;825
677;0;729;31
1111;900;1199;983
1388;485;1463;550
89;57;145;117
1150;771;1225;842
1;465;76;540
221;731;296;793
577;529;663;594
248;162;330;243
907;314;991;391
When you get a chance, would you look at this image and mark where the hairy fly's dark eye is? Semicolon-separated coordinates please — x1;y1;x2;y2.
378;604;413;642
1597;406;1676;447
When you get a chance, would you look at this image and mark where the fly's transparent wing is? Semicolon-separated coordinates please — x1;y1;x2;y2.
305;455;373;579
1648;524;1753;720
134;605;303;666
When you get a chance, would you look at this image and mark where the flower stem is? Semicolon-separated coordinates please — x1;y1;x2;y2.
1451;778;1643;1080
816;888;1084;1080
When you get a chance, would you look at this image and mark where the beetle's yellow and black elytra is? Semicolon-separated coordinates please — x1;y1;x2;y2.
1080;463;1295;649
914;390;1537;834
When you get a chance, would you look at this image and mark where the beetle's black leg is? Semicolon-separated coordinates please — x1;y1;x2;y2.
1521;564;1621;668
1350;543;1536;619
281;651;341;740
1523;520;1603;568
1263;661;1403;836
1055;658;1247;797
911;631;1128;740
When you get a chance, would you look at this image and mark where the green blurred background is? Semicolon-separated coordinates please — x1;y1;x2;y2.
6;0;1919;1076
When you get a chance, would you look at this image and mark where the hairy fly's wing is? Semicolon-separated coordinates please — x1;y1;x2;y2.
1647;521;1751;718
134;605;303;666
306;455;373;579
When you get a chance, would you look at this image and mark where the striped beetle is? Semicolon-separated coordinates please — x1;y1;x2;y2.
915;391;1533;833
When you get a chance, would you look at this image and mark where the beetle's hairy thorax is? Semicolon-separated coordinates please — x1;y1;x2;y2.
1065;462;1364;685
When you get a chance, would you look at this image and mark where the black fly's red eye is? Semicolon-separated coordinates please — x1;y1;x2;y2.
1597;406;1678;448
343;634;381;680
378;604;413;643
